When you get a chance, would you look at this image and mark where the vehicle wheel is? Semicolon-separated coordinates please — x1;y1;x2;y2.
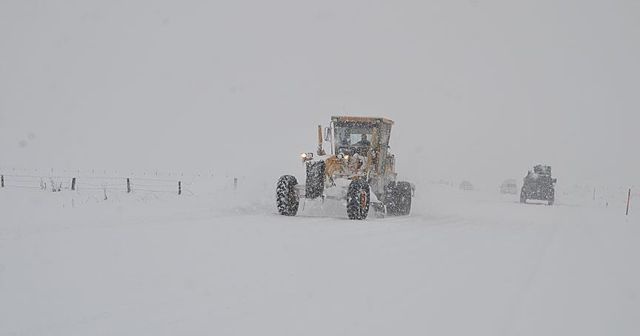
384;182;399;215
277;175;299;216
395;182;412;215
520;190;527;203
305;161;325;199
385;182;412;216
347;179;370;220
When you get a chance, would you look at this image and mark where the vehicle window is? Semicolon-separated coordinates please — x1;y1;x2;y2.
335;125;372;146
351;133;370;145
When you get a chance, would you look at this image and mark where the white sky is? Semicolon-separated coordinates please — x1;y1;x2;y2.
1;0;639;187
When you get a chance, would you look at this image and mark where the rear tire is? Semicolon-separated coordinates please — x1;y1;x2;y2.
305;161;325;199
277;175;299;216
384;182;399;215
384;181;412;216
395;182;412;215
347;180;370;220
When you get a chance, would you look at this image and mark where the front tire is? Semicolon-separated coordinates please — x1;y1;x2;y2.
277;175;299;216
347;179;370;220
520;189;527;203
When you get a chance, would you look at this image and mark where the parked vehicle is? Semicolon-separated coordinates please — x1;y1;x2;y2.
500;179;518;194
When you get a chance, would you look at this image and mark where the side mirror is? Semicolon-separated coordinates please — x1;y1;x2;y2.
324;127;331;141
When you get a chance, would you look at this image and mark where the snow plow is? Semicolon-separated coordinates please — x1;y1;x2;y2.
276;116;413;220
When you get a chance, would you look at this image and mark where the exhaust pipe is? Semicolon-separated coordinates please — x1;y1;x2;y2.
317;125;326;156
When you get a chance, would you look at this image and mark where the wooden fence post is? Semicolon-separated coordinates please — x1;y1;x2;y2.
71;177;76;191
126;178;131;193
626;188;631;216
178;181;182;195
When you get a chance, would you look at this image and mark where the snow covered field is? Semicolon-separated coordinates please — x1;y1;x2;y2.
2;0;639;334
1;182;638;336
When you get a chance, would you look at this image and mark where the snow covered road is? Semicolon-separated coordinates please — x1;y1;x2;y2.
1;186;638;335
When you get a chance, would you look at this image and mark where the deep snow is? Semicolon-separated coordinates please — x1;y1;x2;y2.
1;182;638;336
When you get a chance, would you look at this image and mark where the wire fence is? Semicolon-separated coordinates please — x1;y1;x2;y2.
0;167;251;199
0;174;187;196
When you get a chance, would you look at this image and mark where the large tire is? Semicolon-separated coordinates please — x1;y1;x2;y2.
347;179;370;220
384;181;412;216
305;161;325;199
384;181;399;215
395;182;412;215
277;175;299;216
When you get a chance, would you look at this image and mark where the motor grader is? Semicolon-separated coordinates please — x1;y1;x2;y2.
276;116;413;220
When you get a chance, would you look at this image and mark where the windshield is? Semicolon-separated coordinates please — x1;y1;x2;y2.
333;123;377;156
335;125;372;147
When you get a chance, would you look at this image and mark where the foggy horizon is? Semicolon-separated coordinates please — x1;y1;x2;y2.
2;0;639;188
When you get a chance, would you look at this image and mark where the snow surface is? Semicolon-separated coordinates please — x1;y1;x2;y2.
2;1;639;334
1;182;638;336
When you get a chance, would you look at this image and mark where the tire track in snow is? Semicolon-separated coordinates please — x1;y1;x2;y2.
500;215;562;335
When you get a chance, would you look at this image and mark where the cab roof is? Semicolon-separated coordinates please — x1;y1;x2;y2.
331;116;394;126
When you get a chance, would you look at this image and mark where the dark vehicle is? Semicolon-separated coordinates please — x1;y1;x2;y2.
520;165;556;205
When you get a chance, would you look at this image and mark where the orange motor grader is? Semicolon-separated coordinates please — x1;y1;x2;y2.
276;116;413;220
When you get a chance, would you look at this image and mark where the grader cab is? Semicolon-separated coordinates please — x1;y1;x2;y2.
276;116;413;220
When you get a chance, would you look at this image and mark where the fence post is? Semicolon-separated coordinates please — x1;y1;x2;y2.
1;175;3;188
127;178;131;193
626;188;631;216
178;181;182;195
71;177;76;191
234;177;238;190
